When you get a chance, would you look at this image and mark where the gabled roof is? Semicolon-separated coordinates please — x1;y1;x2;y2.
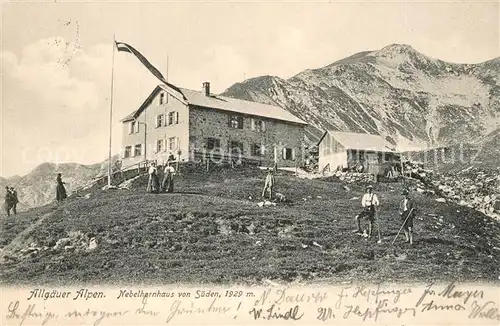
120;85;188;122
319;131;397;152
121;83;307;125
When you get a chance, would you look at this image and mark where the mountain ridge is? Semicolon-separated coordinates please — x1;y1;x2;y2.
0;159;117;212
221;43;500;149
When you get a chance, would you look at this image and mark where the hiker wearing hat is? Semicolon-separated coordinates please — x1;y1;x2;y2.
353;185;380;237
399;189;416;245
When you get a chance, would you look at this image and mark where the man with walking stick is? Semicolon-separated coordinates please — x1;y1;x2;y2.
393;189;416;245
353;185;380;239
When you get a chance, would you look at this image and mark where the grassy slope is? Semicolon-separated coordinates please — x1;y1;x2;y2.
1;167;499;285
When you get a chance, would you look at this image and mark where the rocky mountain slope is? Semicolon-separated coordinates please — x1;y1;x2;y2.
0;162;104;212
222;44;500;149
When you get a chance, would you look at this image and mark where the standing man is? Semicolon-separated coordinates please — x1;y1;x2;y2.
9;187;18;215
262;168;275;200
353;185;380;238
4;186;12;216
399;189;416;245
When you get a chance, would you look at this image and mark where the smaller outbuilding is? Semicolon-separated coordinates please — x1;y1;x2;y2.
317;131;401;175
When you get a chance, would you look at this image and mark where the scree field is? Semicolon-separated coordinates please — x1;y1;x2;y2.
1;166;499;285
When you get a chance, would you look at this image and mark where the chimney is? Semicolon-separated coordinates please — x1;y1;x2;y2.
202;82;210;96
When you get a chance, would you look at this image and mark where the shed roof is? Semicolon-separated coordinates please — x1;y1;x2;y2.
121;84;307;125
320;131;397;152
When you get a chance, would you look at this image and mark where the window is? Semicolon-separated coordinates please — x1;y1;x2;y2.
156;114;165;128
168;111;179;125
251;119;265;132
252;143;265;156
159;92;165;105
230;141;243;155
156;139;164;153
205;138;220;150
169;137;178;151
229;114;243;129
124;146;132;158
129;121;139;134
134;144;142;157
282;148;295;160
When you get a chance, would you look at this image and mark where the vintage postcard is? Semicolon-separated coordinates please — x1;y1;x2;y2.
1;0;499;325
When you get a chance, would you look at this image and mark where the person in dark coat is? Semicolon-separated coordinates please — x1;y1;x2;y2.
4;186;12;216
9;187;18;215
161;162;176;193
56;173;67;202
399;189;416;245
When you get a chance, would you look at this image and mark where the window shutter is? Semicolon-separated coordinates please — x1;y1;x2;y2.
129;122;133;134
251;119;255;130
134;122;139;133
176;137;180;150
282;148;287;160
238;116;244;128
175;112;179;124
261;121;266;132
260;144;266;155
228;116;232;127
292;148;296;160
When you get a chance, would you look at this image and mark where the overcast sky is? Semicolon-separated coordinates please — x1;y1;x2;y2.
1;0;499;177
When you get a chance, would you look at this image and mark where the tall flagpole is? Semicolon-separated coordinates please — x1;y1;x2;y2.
107;34;116;188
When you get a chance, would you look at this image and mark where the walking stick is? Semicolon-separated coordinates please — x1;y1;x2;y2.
392;208;415;245
375;206;382;243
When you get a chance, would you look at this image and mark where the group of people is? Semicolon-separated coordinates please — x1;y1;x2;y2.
354;185;416;245
3;186;18;216
5;163;417;246
3;173;68;217
261;168;416;245
147;161;176;194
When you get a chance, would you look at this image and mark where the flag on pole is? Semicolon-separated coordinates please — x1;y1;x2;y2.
114;41;186;100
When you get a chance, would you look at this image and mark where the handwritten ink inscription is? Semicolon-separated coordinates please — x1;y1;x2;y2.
415;282;499;322
248;305;304;321
2;284;499;324
6;300;128;326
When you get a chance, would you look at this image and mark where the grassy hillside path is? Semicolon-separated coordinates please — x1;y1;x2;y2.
1;168;499;285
